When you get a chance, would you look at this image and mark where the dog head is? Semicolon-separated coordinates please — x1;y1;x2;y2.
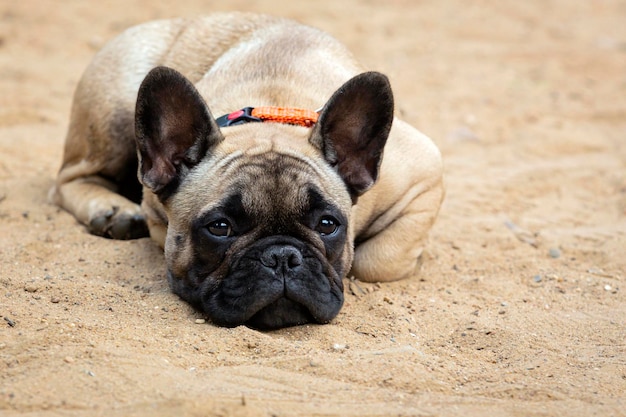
134;66;393;329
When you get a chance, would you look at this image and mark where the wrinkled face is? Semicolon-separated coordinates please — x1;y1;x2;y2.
164;145;352;329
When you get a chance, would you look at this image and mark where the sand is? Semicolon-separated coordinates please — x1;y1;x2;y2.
1;0;624;415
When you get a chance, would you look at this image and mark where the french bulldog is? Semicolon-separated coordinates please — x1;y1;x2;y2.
51;13;444;329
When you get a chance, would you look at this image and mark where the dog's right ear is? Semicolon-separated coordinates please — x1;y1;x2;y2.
135;66;224;199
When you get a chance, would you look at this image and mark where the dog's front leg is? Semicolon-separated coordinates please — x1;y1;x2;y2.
53;175;148;240
351;179;444;283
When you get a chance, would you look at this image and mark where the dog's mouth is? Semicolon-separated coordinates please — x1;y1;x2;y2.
168;237;345;329
169;264;344;329
245;297;316;330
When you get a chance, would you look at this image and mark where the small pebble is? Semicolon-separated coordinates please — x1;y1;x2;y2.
604;285;612;291
332;343;347;351
533;275;542;283
24;285;38;293
194;318;206;324
64;356;75;363
51;297;60;304
548;248;561;258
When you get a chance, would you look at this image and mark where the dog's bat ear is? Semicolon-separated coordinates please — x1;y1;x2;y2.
309;71;394;200
135;66;224;198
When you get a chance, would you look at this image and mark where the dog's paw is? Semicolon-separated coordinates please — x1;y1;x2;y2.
89;206;149;240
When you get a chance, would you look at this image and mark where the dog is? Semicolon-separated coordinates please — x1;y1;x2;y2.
51;13;444;329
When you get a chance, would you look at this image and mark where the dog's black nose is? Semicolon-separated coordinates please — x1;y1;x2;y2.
260;246;303;271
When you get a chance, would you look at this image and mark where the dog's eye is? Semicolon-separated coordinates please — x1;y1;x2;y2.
316;216;339;236
207;219;233;237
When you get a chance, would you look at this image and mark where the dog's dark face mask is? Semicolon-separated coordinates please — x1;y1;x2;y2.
134;66;393;329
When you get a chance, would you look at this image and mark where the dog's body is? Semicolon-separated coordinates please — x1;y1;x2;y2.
51;13;444;328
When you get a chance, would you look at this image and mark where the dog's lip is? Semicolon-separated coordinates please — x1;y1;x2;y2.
244;296;316;330
238;272;344;327
205;281;343;329
211;290;317;328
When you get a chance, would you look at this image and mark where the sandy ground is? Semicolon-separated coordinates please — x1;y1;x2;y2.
1;0;625;415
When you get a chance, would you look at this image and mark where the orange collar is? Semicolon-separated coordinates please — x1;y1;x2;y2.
216;106;319;128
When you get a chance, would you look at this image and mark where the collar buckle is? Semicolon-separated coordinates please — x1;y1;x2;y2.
216;107;261;127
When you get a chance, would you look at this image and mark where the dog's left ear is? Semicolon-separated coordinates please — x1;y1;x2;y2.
135;66;224;199
309;71;394;199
